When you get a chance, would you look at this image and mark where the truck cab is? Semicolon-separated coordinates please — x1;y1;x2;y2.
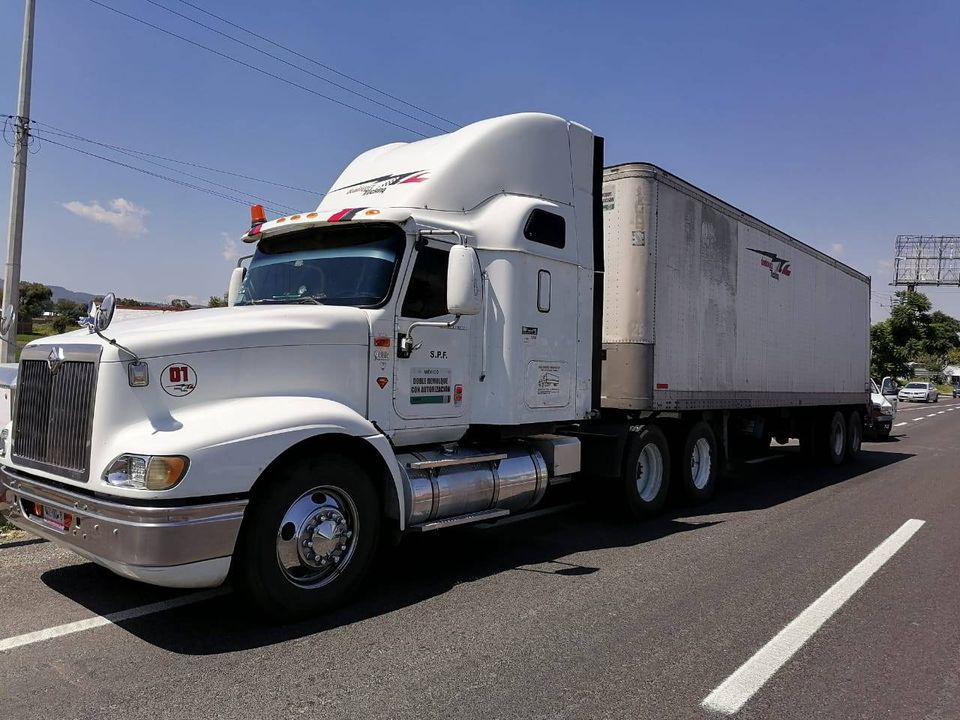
1;113;602;617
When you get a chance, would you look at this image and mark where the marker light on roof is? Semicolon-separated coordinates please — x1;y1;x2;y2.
250;204;267;226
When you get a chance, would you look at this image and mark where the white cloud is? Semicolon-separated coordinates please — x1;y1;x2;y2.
221;232;241;263
62;198;149;237
829;242;845;257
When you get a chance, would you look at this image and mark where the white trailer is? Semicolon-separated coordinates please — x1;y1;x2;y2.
1;113;870;618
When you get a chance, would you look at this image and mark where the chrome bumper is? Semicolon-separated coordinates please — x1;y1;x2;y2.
1;466;246;573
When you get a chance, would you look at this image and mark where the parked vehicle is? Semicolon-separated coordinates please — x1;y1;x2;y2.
953;386;960;398
869;377;897;440
0;113;871;619
898;381;938;403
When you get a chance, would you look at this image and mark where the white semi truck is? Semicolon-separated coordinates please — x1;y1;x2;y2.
1;113;870;618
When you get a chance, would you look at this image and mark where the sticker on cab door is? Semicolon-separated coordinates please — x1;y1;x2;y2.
161;363;197;397
410;367;451;405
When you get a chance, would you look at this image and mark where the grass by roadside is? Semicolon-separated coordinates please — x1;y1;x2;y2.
0;515;26;542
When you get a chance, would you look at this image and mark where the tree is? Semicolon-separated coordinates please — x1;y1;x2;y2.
18;281;52;318
170;298;191;310
208;295;227;308
117;297;147;307
874;290;960;380
870;320;910;380
51;299;87;334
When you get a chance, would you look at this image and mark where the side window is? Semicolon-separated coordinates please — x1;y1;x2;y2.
401;245;449;319
524;209;565;249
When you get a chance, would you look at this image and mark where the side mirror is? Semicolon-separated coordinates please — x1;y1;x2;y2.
446;245;482;316
0;304;16;337
227;267;246;307
96;292;116;332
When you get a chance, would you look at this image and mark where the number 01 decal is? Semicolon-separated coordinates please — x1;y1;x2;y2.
161;362;197;397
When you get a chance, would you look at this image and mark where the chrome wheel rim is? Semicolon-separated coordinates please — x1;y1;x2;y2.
636;443;664;502
690;437;712;490
276;486;358;588
832;420;845;457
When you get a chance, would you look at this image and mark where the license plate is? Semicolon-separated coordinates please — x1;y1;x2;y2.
42;505;66;531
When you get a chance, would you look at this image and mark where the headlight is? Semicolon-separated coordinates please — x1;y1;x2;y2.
879;405;894;416
0;427;7;457
103;454;189;491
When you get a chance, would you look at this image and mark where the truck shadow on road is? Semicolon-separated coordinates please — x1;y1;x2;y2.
38;446;911;655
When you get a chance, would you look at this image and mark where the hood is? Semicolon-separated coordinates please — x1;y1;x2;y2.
24;305;371;361
871;392;892;408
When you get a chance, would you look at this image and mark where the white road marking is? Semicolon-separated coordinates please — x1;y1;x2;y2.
938;411;945;414
701;518;925;715
894;422;907;427
913;417;924;422
0;588;227;653
744;456;782;465
927;414;938;417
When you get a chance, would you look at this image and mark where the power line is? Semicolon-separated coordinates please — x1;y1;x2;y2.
31;119;322;195
41;136;294;215
174;0;460;130
33;123;302;213
143;0;452;133
85;0;430;138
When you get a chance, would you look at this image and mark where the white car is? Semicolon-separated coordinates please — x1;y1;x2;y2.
898;381;939;403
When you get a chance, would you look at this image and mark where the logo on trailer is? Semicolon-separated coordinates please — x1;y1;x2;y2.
161;363;197;397
747;248;792;280
333;170;430;197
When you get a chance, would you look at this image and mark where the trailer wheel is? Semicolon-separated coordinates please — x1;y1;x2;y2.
845;410;862;461
621;425;671;518
676;422;718;503
821;410;846;465
236;453;380;621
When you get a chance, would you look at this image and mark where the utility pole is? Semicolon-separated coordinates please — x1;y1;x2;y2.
2;0;36;362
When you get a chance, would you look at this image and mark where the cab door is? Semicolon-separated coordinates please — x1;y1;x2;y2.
392;239;471;420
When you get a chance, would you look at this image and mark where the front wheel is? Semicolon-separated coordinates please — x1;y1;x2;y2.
236;453;381;621
621;425;671;518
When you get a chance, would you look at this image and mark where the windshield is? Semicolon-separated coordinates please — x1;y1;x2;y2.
236;222;405;307
904;382;927;389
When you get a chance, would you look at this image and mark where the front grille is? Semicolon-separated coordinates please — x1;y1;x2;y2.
12;357;98;481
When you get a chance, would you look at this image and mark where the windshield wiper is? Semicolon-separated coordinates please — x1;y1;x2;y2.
246;296;324;306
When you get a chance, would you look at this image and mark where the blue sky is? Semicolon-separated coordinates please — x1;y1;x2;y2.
0;0;957;316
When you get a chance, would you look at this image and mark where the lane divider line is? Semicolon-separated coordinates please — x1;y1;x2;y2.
894;422;907;427
927;414;938;418
701;518;925;715
913;418;924;422
0;588;228;653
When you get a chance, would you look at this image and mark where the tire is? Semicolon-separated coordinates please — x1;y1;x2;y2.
820;410;846;465
621;425;671;518
934;394;939;403
675;421;718;504
845;410;862;461
236;453;381;621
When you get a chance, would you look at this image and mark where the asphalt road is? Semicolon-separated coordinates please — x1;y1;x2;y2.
2;401;959;719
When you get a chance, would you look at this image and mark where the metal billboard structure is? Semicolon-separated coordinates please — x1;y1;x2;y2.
893;235;960;289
